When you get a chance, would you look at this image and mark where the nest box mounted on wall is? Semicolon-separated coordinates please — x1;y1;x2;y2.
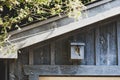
70;42;85;59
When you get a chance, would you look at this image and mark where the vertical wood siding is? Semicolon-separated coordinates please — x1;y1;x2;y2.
55;39;72;65
33;45;50;65
95;22;117;65
31;21;119;66
84;29;95;65
10;20;120;80
117;20;120;65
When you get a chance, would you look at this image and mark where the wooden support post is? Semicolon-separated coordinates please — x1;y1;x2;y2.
29;47;34;65
51;42;55;65
117;20;120;65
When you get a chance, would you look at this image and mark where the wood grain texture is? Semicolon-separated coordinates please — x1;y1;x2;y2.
117;20;120;65
29;75;39;80
95;27;100;65
95;22;117;65
107;22;117;65
51;42;55;65
55;39;72;65
74;33;85;65
33;45;50;65
29;49;33;65
84;29;95;65
40;77;120;80
24;65;120;76
99;25;108;65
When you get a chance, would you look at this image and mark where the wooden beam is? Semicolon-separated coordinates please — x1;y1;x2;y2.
9;15;66;36
9;0;113;36
24;65;120;76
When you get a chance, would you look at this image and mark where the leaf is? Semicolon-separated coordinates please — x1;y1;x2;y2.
15;24;21;31
0;6;3;11
28;17;33;22
0;18;3;25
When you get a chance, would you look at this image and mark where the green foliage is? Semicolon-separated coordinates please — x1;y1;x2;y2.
0;0;93;54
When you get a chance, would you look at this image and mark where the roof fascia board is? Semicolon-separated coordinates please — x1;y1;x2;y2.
86;0;113;10
9;15;66;36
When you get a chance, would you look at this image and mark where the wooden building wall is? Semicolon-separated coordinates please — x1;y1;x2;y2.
31;21;118;65
9;19;120;80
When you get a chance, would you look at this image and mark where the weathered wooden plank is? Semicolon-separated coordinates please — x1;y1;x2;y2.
95;27;100;65
9;61;15;80
95;23;117;65
74;33;85;65
117;20;120;65
33;47;43;65
9;15;66;36
86;0;112;10
55;39;72;65
99;25;108;65
29;48;34;65
107;22;117;65
33;45;50;65
43;45;51;65
85;29;95;65
55;30;95;65
51;42;55;65
10;49;29;80
19;48;29;64
24;65;120;76
29;75;39;80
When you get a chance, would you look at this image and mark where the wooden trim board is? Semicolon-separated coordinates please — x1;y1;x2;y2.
24;65;120;76
40;77;120;80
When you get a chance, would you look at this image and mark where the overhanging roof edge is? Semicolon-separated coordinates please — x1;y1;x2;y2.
14;6;120;49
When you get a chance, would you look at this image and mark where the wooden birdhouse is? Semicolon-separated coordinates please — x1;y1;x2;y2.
71;42;85;59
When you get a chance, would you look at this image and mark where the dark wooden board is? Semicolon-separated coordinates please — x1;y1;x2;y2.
84;29;95;65
55;39;72;65
33;44;50;65
74;33;86;65
117;20;120;65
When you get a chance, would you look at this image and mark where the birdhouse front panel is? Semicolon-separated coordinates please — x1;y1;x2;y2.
71;43;85;59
